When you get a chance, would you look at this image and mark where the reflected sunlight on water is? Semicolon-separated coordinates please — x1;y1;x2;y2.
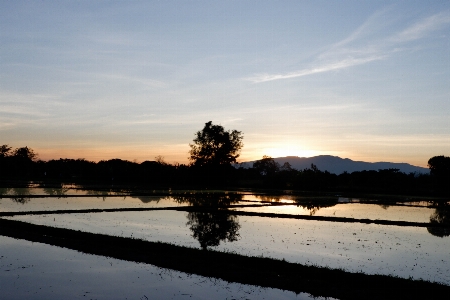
1;189;450;297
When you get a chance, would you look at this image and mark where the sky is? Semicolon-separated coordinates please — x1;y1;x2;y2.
1;1;449;167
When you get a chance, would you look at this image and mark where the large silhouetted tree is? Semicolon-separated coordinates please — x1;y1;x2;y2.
189;121;243;168
428;155;450;194
428;156;450;176
1;146;38;178
13;146;37;161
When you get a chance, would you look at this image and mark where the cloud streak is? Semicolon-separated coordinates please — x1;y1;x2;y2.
247;56;385;83
392;12;450;43
247;10;450;83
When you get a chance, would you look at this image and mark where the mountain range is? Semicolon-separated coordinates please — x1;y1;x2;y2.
239;155;429;175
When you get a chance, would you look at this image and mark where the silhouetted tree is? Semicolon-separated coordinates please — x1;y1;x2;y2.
280;162;293;172
6;146;38;178
293;164;337;191
0;145;13;178
251;156;300;188
189;121;243;167
428;156;450;195
155;155;168;165
0;145;12;158
189;121;243;186
13;146;38;161
428;156;450;175
253;155;280;176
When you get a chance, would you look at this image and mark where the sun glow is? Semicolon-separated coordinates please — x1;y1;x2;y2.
263;147;321;159
253;147;320;158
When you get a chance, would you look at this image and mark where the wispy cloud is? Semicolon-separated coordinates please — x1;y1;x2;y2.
247;9;450;83
391;12;450;43
247;56;385;83
330;6;394;50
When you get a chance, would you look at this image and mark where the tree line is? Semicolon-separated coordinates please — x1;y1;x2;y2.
1;121;449;195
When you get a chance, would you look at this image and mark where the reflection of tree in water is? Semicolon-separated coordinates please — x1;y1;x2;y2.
172;192;242;207
294;198;338;216
134;196;161;203
254;194;309;203
254;195;338;216
187;211;240;250
379;204;390;210
254;195;283;202
427;203;450;237
42;186;69;196
0;187;12;195
10;196;30;204
4;187;33;204
84;189;124;201
171;193;242;250
86;190;111;196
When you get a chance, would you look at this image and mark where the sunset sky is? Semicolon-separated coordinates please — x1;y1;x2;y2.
1;1;449;167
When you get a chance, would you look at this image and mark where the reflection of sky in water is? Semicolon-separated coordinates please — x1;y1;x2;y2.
3;193;438;224
0;196;185;212
6;210;450;285
0;187;122;196
0;196;263;212
0;235;315;300
242;194;297;203
238;203;435;223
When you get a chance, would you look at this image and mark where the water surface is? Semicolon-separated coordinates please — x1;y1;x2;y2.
7;209;450;284
0;235;317;299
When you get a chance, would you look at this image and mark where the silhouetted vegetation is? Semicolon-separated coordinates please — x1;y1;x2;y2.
188;121;244;186
427;202;450;237
0;143;448;196
428;155;450;195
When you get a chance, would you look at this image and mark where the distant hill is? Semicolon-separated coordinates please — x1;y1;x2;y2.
239;155;429;175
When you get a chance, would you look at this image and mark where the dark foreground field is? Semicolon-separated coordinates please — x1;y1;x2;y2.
1;218;448;300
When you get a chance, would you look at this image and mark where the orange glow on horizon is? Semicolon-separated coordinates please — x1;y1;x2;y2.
32;145;430;168
35;146;191;164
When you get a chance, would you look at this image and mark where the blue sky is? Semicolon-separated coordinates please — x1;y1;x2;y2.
1;1;449;167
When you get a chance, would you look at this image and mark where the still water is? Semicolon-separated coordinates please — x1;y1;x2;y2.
8;210;450;284
0;235;319;300
1;189;449;298
238;203;436;223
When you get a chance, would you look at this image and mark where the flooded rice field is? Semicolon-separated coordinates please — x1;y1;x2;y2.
0;195;194;212
1;187;449;299
237;203;436;223
0;235;313;300
7;210;450;284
